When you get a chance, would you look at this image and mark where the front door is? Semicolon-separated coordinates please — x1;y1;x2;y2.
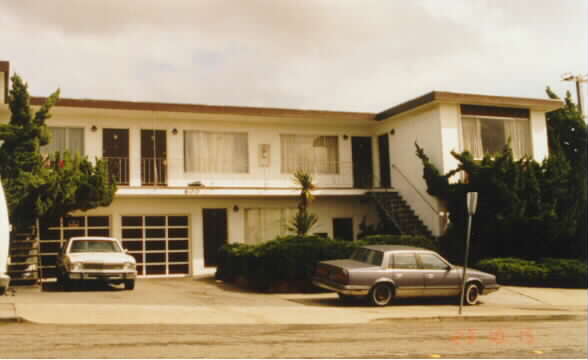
378;134;391;188
388;252;424;297
351;137;373;188
333;218;354;241
203;209;228;267
141;129;167;185
103;129;129;185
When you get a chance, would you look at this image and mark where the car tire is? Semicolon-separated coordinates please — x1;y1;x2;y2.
369;283;394;306
124;280;135;290
464;282;480;305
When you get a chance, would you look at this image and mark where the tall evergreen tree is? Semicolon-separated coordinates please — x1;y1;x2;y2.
0;74;116;233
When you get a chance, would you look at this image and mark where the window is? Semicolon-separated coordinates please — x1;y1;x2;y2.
462;116;530;159
281;135;339;174
393;253;418;269
184;130;249;173
419;253;449;270
350;248;384;266
41;127;84;155
244;208;296;244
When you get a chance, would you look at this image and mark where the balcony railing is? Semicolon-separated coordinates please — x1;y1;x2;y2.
142;157;167;186
104;157;129;185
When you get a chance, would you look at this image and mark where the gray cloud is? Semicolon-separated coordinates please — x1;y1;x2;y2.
0;0;585;111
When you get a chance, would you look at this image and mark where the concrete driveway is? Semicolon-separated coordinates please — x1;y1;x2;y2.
1;276;586;325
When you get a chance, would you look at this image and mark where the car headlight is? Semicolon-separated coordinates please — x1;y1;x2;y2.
123;262;136;271
70;262;82;272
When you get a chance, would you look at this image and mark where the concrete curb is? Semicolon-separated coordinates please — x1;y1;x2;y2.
371;313;588;323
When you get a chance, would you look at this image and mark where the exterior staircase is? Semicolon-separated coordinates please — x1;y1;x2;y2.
369;191;434;239
6;232;40;286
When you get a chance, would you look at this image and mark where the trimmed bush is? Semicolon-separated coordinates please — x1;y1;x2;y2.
215;234;439;292
475;257;587;288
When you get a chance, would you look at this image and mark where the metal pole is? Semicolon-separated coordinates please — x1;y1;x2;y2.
458;214;473;315
576;78;585;120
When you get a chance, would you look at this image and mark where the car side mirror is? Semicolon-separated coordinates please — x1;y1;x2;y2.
124;248;129;254
445;264;452;271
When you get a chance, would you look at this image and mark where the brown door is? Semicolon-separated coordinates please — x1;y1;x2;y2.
333;218;354;241
378;134;391;188
103;129;129;185
351;137;373;188
203;209;228;267
141;129;167;185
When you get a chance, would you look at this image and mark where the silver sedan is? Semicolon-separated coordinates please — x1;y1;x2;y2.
312;245;499;306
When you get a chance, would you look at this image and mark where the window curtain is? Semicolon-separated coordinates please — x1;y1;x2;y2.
42;127;83;155
504;119;531;159
461;117;484;159
184;131;248;173
245;208;296;244
280;135;339;174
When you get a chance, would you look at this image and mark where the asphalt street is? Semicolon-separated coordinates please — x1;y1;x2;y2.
1;319;586;358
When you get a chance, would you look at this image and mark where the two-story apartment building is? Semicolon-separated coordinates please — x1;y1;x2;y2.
0;60;562;278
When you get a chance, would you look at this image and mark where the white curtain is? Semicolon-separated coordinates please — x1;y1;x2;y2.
280;135;339;174
461;117;484;159
184;131;248;173
42;127;84;155
245;208;296;243
504;119;531;159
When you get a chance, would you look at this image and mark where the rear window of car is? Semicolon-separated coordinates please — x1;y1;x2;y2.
350;248;384;266
70;239;122;253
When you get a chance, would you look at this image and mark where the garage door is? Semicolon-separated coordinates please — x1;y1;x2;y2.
121;215;190;276
39;216;111;278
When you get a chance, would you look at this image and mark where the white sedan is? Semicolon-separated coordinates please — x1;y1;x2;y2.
56;236;137;290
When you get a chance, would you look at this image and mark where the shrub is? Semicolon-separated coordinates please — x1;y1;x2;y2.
475;257;587;288
215;234;437;292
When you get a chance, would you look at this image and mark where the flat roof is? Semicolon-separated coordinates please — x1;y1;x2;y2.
375;91;563;120
29;96;376;122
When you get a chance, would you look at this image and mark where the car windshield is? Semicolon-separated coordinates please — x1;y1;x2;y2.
350;248;384;266
70;240;122;253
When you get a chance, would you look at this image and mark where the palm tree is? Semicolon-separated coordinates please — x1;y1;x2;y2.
289;170;318;236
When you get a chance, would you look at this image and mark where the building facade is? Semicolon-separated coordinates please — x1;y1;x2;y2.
0;61;562;278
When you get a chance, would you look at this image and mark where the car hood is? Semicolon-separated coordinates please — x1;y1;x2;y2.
68;252;135;264
453;266;495;279
320;259;380;271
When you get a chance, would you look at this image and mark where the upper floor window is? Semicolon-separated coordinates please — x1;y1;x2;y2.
42;127;84;155
462;117;530;159
280;135;339;174
460;104;531;160
184;130;249;173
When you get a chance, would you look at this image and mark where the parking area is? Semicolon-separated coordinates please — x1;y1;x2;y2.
1;276;586;325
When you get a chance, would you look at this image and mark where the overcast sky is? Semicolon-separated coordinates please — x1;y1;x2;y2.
1;0;586;112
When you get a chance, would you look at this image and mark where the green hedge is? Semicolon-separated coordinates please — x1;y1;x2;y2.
215;234;437;292
475;257;587;288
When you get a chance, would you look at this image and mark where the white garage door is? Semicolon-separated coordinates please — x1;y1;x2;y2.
121;215;190;276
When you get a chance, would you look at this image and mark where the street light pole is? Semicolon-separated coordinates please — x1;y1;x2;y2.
562;73;587;121
459;192;478;315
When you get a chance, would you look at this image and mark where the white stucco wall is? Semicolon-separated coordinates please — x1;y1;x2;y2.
529;110;550;161
0;71;5;104
77;196;378;275
374;105;442;235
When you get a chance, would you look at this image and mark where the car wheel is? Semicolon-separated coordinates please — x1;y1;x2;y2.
369;283;394;306
464;282;480;305
124;280;135;290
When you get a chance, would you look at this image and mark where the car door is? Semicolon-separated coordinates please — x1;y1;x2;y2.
418;252;461;297
388;252;424;298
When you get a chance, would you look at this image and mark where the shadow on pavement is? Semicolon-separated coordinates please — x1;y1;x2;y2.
41;281;125;293
288;295;462;308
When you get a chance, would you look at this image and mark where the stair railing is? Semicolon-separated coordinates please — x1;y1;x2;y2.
390;164;443;234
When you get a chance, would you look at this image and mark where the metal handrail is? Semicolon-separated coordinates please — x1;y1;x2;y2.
104;157;129;185
142;157;167;185
390;164;440;215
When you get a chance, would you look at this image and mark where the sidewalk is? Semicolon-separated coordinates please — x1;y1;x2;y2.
1;278;586;325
